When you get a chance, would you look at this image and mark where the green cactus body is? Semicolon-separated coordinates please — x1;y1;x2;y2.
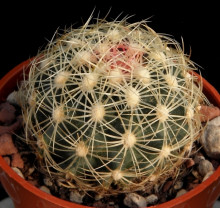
19;20;206;194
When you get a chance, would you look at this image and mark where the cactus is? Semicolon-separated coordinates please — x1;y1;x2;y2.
18;18;207;194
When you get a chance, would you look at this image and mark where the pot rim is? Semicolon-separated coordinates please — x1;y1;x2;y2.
0;58;220;208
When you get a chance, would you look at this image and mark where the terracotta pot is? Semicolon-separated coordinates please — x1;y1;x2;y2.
0;59;220;208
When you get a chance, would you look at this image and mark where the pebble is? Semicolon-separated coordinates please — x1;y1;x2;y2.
108;201;114;206
107;201;116;208
11;153;24;169
28;180;38;186
0;116;23;136
28;167;35;175
192;170;200;179
0;133;18;155
185;158;195;168
200;105;220;122
202;170;214;182
12;167;24;179
43;177;53;187
146;194;158;205
188;183;199;191
198;159;214;176
0;102;16;124
208;116;220;126
200;116;220;159
174;181;183;190
39;186;51;194
175;189;187;198
7;91;19;105
162;180;173;192
124;193;147;208
194;154;205;164
70;190;85;204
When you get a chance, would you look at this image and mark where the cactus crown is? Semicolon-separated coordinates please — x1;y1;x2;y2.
18;18;207;194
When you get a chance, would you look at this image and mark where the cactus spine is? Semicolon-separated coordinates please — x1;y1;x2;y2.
18;18;207;194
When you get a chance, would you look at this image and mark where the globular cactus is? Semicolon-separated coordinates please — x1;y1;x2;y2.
18;18;207;194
